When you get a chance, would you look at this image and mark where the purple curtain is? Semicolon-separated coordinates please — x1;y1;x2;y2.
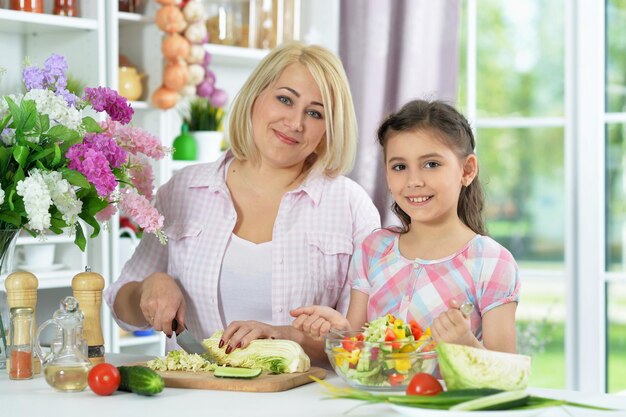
340;0;461;225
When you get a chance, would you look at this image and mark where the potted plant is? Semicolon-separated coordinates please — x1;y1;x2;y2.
179;96;227;162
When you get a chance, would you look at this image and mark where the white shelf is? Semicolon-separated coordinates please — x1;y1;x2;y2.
118;333;163;347
0;268;81;290
0;9;98;34
118;12;154;25
17;234;75;246
205;44;268;66
129;100;150;110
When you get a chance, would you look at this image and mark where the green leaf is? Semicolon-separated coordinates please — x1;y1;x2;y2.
82;116;102;133
60;168;90;188
5;97;22;128
12;145;29;166
74;223;86;252
82;194;109;216
39;113;50;133
0;211;22;227
46;125;80;143
51;143;62;167
0;113;11;133
19;99;38;132
78;211;100;238
31;147;55;161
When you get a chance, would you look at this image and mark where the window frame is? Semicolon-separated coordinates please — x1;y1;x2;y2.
464;0;607;392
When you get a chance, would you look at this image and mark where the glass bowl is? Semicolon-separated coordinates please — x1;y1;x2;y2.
325;330;437;391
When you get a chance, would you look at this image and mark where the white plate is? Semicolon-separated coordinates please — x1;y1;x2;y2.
16;263;65;273
390;404;548;417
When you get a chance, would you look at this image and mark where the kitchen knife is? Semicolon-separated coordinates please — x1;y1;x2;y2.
173;319;218;362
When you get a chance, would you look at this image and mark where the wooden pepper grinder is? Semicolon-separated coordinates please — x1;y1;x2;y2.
4;271;40;374
72;267;105;365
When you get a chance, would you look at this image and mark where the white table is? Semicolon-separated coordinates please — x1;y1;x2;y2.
0;354;624;417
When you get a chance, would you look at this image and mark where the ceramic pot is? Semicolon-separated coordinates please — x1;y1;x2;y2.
191;131;224;162
118;66;145;101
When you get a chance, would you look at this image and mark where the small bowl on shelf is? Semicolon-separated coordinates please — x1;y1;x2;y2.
324;330;437;391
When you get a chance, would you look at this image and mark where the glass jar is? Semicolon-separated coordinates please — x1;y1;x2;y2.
9;0;44;13
9;306;34;380
53;0;79;17
119;0;145;14
206;0;247;46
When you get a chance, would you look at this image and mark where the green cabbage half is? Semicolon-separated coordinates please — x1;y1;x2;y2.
202;331;311;374
437;342;531;390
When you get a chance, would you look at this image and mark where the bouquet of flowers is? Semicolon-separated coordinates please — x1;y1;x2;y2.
0;54;168;252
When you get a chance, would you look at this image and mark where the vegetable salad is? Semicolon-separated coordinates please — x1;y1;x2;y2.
326;314;437;388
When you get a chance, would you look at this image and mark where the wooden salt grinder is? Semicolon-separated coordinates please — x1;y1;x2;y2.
72;267;105;365
4;271;41;374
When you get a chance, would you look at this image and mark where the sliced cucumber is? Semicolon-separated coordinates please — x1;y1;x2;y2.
214;367;262;379
449;389;530;411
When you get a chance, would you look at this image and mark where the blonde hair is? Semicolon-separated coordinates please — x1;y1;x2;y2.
228;42;357;177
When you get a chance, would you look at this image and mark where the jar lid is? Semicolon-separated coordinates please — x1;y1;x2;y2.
10;306;33;314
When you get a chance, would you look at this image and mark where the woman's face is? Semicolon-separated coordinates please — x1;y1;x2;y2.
251;63;327;170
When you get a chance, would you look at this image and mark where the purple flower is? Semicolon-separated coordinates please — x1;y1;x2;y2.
56;87;79;108
84;132;128;168
22;66;45;91
44;54;68;90
83;87;134;125
66;144;118;197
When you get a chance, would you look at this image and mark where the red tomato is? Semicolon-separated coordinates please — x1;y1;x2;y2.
388;373;406;386
88;363;121;396
409;320;423;340
406;373;443;396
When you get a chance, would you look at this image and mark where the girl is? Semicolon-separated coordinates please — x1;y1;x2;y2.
291;99;519;352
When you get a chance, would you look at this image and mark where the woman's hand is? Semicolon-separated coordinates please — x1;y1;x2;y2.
290;305;350;340
139;272;185;337
430;299;479;347
220;321;287;353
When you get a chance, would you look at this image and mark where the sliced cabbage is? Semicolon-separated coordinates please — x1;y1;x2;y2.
202;330;310;374
147;350;217;372
437;342;531;391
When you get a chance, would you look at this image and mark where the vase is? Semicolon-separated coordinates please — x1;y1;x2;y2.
0;228;20;370
173;123;197;161
191;131;224;163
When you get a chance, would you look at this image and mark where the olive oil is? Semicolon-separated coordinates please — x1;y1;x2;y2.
44;363;90;392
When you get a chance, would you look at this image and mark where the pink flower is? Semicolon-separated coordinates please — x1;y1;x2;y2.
95;204;117;222
119;190;164;234
83;87;134;124
128;155;155;201
101;119;167;160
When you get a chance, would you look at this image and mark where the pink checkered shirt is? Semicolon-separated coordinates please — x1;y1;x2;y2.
351;229;519;340
104;152;381;349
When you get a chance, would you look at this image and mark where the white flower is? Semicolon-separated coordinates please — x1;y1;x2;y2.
41;170;82;227
16;169;53;232
0;188;4;206
23;89;83;132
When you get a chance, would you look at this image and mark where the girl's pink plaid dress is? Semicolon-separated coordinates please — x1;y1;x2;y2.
351;228;519;340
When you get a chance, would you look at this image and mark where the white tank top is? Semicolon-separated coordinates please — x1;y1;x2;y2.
218;233;273;328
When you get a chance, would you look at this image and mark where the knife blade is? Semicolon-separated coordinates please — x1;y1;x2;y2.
173;319;217;362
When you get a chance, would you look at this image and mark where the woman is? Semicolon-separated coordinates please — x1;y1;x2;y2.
104;42;380;362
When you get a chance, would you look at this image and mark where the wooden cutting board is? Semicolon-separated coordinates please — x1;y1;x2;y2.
137;364;327;392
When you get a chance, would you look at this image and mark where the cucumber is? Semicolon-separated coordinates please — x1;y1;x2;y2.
117;365;165;396
449;389;530;411
214;367;262;379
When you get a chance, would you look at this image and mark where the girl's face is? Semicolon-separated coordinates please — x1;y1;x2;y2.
251;63;327;170
385;129;477;228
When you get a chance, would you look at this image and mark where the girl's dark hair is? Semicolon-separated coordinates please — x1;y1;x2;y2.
377;99;487;235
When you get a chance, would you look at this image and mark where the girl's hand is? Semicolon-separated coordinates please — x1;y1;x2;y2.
220;321;285;353
139;272;185;338
290;305;350;340
431;299;478;347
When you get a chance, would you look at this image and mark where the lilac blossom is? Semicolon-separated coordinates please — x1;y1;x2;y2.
66;144;118;197
83;87;134;124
